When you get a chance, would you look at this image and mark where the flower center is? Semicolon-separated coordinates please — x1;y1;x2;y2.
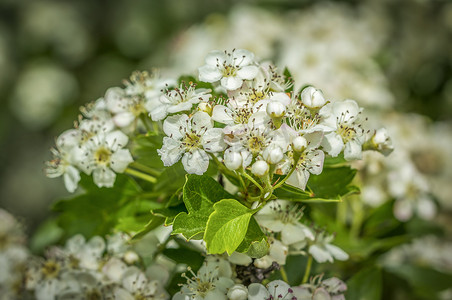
223;65;237;77
183;133;201;151
337;124;356;143
41;260;61;279
197;281;214;296
94;147;112;165
248;136;265;155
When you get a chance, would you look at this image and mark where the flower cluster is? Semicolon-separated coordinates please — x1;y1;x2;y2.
24;233;170;300
46;71;175;191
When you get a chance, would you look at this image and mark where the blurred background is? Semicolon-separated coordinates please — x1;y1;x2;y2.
0;0;451;264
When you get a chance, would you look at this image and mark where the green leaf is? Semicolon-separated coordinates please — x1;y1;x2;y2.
204;199;255;255
131;134;164;169
346;266;382;300
172;174;234;240
283;67;294;93
153;162;186;193
29;218;63;254
385;264;452;298
131;216;165;240
52;174;140;239
274;182;342;203
236;217;268;258
307;166;358;199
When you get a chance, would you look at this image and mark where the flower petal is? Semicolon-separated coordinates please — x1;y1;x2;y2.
110;149;133;173
221;76;243;91
199;65;223;83
181;149;209;175
236;65;259;80
202;128;226;152
93;167;116;188
163;114;188;139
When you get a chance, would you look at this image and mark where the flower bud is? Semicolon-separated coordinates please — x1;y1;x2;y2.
224;150;242;170
197;102;213;115
371;128;393;156
292;136;308;152
124;250;140;264
263;145;284;164
227;284;248;300
251;160;269;177
266;101;286;118
301;86;326;108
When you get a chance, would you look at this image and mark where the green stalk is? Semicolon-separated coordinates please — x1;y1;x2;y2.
302;255;313;284
125;168;157;183
241;171;264;193
280;266;289;283
130;162;161;177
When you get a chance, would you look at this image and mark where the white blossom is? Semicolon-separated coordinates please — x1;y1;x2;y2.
308;233;349;263
199;49;259;90
158;112;225;175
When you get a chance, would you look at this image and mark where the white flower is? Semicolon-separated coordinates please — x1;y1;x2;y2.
46;129;82;193
255;200;314;246
123;70;176;101
293;276;347;300
149;82;211;121
308;233;349;263
105;87;148;128
157;112;225;175
173;260;234;300
115;266;169;300
77;130;133;188
64;234;105;270
248;280;296;300
388;163;436;221
319;99;366;160
301;86;327;108
198;49;259;90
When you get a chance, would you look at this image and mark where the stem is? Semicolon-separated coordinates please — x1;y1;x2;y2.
350;196;364;238
280;266;289;283
125;168;157;183
241;171;264;193
130;162;161;177
273;160;299;190
140;114;153;133
302;255;313;284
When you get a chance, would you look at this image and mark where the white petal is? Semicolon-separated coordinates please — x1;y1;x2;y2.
191;111;213;133
202;128;226;152
270;92;291;106
286;169;309;190
212;105;234;125
268;240;288;265
93;167;116;188
325;244;349;261
149;103;168;121
182;150;209;175
236;65;259;80
313;288;332;300
232;49;254;66
167;101;194;114
199;65;223;83
110;149;133;173
321;132;344;157
267;280;292;298
163;114;188;139
106;131;129;149
255;215;284;232
344;140;362;161
63;165;81;193
221;76;243;91
105;87;126;114
158;137;183;166
394;198;414;221
309;245;333;263
309;150;325;175
113;112;135;127
248;284;270;300
416;196;436;220
281;223;308;245
205;50;227;66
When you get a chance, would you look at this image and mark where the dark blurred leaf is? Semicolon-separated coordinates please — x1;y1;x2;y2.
29;218;63;254
346;266;382;300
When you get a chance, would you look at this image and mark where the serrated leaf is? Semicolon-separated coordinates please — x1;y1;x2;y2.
171;174;234;240
236;217;268;258
204;199;255;255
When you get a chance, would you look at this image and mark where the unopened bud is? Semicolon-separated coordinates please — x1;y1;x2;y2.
251;160;269;177
266;101;286;118
292;136;308;152
124;250;139;264
301;86;326;108
227;284;248;300
197;102;213;115
224;150;242;170
263;145;284;164
371;128;393;156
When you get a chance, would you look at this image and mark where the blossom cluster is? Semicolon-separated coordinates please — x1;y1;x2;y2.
24;233;170;300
